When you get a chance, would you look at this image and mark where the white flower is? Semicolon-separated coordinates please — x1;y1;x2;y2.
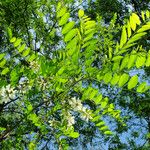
69;97;83;111
0;85;17;104
80;108;93;122
30;61;40;73
68;115;75;127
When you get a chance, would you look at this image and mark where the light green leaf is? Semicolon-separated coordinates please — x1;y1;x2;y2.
78;9;84;18
0;53;5;61
0;59;6;68
135;52;146;68
57;7;67;18
99;126;108;131
128;50;137;69
137;82;148;93
27;54;37;62
1;67;9;75
64;29;77;42
120;55;129;70
69;132;79;138
10;37;16;43
112;56;123;61
127;21;131;38
127;32;147;44
85;29;95;35
146;50;150;67
59;13;70;26
128;75;138;90
130;15;136;31
110;73;120;85
14;38;22;47
112;61;120;71
96;121;105;127
137;24;150;33
146;10;150;18
22;48;30;57
101;98;108;108
118;73;129;87
104;131;113;135
141;11;145;21
17;44;26;53
7;27;12;39
132;13;141;25
103;72;112;84
94;94;102;105
120;26;127;48
83;32;94;42
62;21;75;35
66;37;78;49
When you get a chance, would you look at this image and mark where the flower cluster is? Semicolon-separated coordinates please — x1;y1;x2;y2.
65;111;75;127
69;97;93;122
37;76;48;90
18;77;31;94
0;84;17;104
30;61;40;73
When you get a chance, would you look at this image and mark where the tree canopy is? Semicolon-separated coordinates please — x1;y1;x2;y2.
0;0;150;149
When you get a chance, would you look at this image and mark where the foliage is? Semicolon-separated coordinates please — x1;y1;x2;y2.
0;0;150;149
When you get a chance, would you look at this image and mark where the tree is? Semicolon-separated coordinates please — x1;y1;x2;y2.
0;0;150;149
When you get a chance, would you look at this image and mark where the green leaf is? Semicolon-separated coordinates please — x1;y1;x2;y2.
17;44;26;53
104;131;113;135
0;127;6;131
27;54;37;62
59;13;70;26
85;21;96;29
103;72;112;84
10;37;16;43
94;94;102;105
110;73;120;85
112;56;123;61
132;13;141;25
101;97;108;108
96;121;105;127
120;55;129;70
22;48;30;57
141;11;145;21
14;38;22;47
99;126;108;131
120;26;127;48
1;67;9;75
135;52;146;68
78;9;84;18
57;7;67;18
62;21;75;35
146;50;150;67
130;15;136;31
64;29;77;42
127;21;131;38
136;82;148;93
118;73;129;87
127;32;147;44
128;75;138;90
112;61;120;71
83;32;94;42
7;27;12;39
146;10;150;18
92;116;100;122
85;29;95;35
137;24;150;33
0;59;6;68
69;132;79;138
0;53;5;61
128;50;137;69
